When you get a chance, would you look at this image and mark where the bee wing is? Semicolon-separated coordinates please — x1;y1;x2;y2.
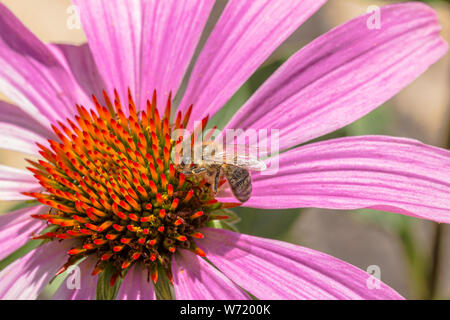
217;143;270;157
203;151;267;171
225;144;269;156
201;141;270;156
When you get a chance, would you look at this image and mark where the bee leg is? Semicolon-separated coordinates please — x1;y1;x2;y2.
192;167;207;174
213;167;221;194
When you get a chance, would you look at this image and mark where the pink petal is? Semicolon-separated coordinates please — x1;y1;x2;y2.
244;136;450;223
0;4;91;128
116;265;155;300
0;165;40;200
226;3;448;151
172;249;249;300
179;0;326;123
0;240;73;299
49;43;106;100
73;0;214;110
53;257;98;300
197;228;404;300
0;205;46;260
0;100;53;155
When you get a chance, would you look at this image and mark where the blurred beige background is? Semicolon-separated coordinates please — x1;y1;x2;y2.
0;0;449;299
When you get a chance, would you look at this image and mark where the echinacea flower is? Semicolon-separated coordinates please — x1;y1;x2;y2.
0;0;448;300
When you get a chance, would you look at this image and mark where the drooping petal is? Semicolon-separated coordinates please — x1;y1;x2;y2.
0;240;73;299
116;265;155;300
179;0;326;122
197;228;403;300
0;165;41;200
49;43;106;100
0;3;91;128
52;257;98;300
172;249;249;300
0;205;46;260
243;136;450;223
226;3;448;151
73;0;214;110
0;100;53;155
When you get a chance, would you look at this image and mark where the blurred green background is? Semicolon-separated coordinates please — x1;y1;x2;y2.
0;0;449;299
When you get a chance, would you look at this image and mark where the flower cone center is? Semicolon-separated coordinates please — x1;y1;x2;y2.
24;89;230;283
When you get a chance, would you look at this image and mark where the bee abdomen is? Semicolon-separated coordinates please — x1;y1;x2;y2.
223;166;252;203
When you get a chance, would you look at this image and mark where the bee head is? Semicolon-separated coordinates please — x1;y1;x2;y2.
180;153;192;167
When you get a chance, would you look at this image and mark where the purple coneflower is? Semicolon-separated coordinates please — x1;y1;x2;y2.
0;0;448;300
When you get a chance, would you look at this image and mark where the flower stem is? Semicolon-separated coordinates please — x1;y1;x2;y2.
154;266;175;300
428;121;450;299
427;223;443;299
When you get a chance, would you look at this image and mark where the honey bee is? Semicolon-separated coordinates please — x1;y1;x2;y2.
175;143;266;203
